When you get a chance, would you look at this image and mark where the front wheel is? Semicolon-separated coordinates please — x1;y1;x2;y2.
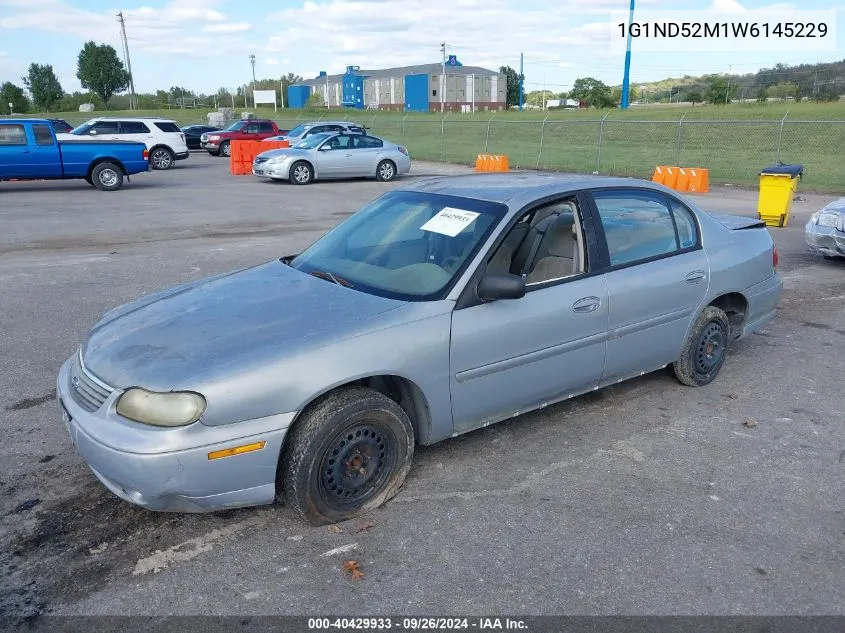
673;305;731;387
91;163;124;191
376;159;396;182
290;161;313;185
281;387;415;525
220;141;231;158
150;147;174;170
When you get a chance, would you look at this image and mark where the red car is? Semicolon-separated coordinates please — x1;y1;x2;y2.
201;119;282;157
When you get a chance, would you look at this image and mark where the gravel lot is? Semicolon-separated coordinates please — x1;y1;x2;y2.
1;153;843;618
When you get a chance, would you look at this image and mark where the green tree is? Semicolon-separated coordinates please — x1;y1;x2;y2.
306;92;325;108
76;41;130;107
281;72;304;106
704;75;735;104
756;87;768;103
22;63;64;111
0;82;30;113
569;77;614;108
767;82;797;100
686;90;703;105
499;65;524;108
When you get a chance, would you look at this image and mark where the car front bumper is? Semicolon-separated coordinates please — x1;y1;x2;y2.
252;161;290;180
805;220;845;257
56;354;295;513
203;141;221;151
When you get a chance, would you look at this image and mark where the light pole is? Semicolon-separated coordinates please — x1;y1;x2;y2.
440;42;446;113
621;0;635;109
249;53;256;107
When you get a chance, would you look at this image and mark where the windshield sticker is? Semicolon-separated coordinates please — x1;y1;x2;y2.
420;208;481;237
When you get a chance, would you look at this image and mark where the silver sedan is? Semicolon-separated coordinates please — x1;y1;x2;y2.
252;132;411;184
806;197;845;258
57;173;782;524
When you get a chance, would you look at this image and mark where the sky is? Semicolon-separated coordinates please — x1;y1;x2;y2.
0;0;843;97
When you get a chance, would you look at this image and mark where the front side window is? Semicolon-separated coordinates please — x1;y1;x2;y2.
286;124;309;137
225;121;247;131
292;133;331;149
0;124;26;145
289;190;507;301
591;190;686;267
245;123;260;134
92;121;120;134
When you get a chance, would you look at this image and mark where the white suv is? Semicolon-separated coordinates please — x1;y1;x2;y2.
62;117;189;170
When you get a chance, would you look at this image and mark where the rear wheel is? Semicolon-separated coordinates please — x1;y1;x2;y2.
376;159;396;182
673;305;731;387
281;386;414;525
91;163;123;192
290;161;313;185
220;141;231;158
150;147;174;170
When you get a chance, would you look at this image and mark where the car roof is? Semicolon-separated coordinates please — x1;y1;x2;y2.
396;172;675;206
297;121;360;128
83;116;177;122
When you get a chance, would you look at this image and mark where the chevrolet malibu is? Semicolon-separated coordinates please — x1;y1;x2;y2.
57;173;783;525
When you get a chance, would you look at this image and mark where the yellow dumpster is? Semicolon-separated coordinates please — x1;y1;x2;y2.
757;163;803;227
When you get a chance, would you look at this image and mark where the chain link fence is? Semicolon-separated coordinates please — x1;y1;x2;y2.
16;112;845;191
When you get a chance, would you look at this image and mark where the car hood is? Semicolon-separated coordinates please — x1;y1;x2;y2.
257;148;309;159
81;261;405;390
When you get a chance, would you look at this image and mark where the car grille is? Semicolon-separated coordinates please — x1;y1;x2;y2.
254;157;269;165
69;351;114;412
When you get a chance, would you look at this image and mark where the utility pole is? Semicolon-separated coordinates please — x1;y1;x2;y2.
519;52;524;112
117;11;137;110
249;54;256;108
725;64;732;105
440;42;446;113
621;0;635;109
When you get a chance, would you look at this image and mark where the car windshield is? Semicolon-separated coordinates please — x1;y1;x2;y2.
293;133;331;149
71;120;97;135
286;124;309;137
225;121;247;131
289;190;507;301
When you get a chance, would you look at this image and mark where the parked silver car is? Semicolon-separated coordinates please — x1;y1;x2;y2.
252;132;410;184
57;173;783;524
805;197;845;258
275;120;367;145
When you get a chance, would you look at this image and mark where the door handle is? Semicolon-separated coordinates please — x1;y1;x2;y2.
572;296;601;313
685;270;706;284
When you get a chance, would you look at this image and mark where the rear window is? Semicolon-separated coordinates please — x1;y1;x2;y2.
154;122;181;133
0;124;27;145
33;124;55;146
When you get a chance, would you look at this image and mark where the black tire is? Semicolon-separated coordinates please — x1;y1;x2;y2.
149;146;174;170
207;149;220;157
673;305;731;387
220;141;231;158
376;159;396;182
91;163;124;192
84;174;93;186
281;386;414;525
289;161;313;185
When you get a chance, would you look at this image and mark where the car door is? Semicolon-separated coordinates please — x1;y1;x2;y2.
119;121;153;147
314;134;354;177
0;123;33;177
348;135;383;175
88;120;120;140
584;187;710;387
27;123;62;177
449;193;610;433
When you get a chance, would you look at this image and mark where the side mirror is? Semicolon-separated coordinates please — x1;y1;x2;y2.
477;273;525;301
318;145;332;151
88;130;97;135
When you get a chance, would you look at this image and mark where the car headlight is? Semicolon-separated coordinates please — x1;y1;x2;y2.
116;388;206;427
267;156;287;164
208;135;220;141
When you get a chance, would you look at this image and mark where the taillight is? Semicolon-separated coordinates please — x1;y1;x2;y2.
143;148;149;159
398;146;409;156
772;246;779;268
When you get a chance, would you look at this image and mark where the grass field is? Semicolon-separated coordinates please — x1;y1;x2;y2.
16;101;845;191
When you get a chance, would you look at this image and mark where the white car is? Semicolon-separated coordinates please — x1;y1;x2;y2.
61;117;189;170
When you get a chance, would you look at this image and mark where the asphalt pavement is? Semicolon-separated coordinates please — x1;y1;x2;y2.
1;153;843;618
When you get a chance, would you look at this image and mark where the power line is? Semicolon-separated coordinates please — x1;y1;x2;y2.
117;11;137;110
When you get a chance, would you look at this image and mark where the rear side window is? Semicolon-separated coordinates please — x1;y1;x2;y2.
33;124;55;146
154;122;181;133
0;124;27;145
259;122;275;133
670;201;699;249
121;121;150;134
354;136;383;148
591;190;681;267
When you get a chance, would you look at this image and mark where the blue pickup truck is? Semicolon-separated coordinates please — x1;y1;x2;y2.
0;119;150;191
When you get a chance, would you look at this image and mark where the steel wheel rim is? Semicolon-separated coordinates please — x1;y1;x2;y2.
318;422;397;510
152;150;171;169
293;165;310;183
99;168;118;187
696;321;726;375
379;162;394;179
